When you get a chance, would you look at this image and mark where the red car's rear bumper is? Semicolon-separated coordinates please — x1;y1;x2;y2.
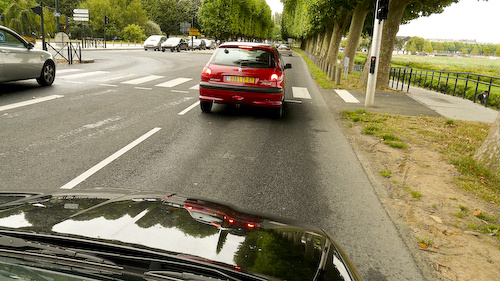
199;81;283;108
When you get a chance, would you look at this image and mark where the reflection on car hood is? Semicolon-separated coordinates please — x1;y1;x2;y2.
0;189;361;280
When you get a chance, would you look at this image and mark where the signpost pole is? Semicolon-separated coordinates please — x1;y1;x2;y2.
365;0;389;107
55;0;59;33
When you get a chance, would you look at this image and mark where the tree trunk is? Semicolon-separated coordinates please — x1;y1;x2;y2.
342;0;372;73
325;16;350;66
359;0;410;89
307;37;314;53
314;32;323;56
320;26;333;59
376;0;410;88
474;113;500;174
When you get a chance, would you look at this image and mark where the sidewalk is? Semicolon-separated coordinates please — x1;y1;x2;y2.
403;84;498;123
320;82;498;124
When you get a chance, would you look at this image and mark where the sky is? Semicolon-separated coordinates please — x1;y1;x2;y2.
397;0;500;44
265;0;500;45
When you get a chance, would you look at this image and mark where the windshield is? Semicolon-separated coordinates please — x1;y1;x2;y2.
212;47;275;68
166;38;181;44
146;36;162;42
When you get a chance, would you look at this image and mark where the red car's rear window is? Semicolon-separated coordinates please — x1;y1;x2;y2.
212;47;275;68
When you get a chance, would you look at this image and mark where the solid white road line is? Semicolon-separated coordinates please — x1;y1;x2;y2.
59;71;109;79
0;95;64;112
134;87;152;90
121;75;164;85
60;127;162;189
292;87;312;99
155;78;193;88
335;89;360;103
100;84;118;87
171;90;189;93
178;101;200;115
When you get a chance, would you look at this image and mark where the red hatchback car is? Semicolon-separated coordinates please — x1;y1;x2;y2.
199;42;292;118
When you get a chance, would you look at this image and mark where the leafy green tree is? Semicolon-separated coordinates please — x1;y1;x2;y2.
143;0;193;37
471;46;479;56
144;20;162;36
3;0;39;36
406;36;425;52
77;0;147;38
423;41;433;53
483;46;490;56
198;0;273;41
495;45;500;57
406;41;416;53
122;23;145;42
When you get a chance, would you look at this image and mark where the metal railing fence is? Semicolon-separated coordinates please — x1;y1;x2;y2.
390;67;500;108
45;40;82;64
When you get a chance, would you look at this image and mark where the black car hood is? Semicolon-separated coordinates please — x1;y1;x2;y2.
0;189;361;280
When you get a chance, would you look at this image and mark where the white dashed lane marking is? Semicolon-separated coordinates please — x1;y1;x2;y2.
334;89;360;103
292;87;312;99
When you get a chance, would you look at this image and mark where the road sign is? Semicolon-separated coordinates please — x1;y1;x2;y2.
189;31;201;36
54;12;61;17
188;28;198;32
73;9;89;14
73;9;89;21
74;16;89;21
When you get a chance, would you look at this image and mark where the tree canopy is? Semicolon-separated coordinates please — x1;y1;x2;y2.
198;0;274;41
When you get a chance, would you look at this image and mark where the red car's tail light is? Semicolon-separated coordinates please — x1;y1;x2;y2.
270;74;279;81
247;223;256;228
238;45;253;49
202;66;212;77
185;205;193;210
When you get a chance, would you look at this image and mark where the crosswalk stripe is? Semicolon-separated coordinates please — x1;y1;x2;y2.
292;87;312;99
334;89;360;103
59;71;109;79
121;75;164;85
92;73;136;82
57;69;82;74
190;84;199;90
155;78;193;88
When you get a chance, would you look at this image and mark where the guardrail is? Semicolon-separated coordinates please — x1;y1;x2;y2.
45;40;82;64
390;67;500;109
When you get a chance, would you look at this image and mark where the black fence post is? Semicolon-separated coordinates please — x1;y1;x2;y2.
453;73;459;96
407;68;413;92
464;73;470;98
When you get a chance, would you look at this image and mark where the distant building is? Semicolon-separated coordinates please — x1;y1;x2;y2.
427;38;477;44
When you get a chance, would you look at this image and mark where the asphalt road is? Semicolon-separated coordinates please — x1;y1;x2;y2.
0;49;425;280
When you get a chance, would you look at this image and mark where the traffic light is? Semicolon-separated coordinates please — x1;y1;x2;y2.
104;15;109;25
31;5;43;16
369;56;377;74
377;0;389;20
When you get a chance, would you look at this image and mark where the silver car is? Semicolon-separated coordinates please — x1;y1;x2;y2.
277;44;293;56
144;35;166;51
0;25;56;86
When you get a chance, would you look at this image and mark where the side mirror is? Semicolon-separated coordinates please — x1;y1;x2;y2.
27;42;35;50
285;63;292;69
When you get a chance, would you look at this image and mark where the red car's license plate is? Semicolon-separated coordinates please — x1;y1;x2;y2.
226;76;256;83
